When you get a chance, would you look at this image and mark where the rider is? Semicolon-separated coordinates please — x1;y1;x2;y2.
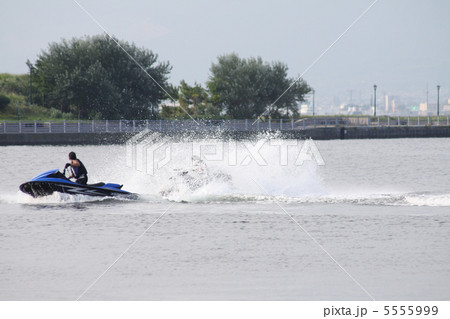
65;151;88;184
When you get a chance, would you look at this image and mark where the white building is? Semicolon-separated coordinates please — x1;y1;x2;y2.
384;95;398;114
419;102;428;115
300;104;309;115
443;99;450;114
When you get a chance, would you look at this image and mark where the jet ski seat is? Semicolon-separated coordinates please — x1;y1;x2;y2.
87;182;105;187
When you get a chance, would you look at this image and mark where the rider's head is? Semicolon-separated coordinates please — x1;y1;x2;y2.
69;152;77;160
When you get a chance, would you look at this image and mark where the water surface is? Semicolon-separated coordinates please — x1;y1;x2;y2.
0;138;449;300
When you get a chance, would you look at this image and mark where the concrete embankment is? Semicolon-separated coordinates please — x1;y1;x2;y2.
0;126;449;145
305;126;450;140
0;132;132;146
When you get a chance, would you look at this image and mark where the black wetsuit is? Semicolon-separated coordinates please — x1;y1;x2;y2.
73;159;88;184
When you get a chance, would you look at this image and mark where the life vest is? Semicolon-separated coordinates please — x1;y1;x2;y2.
73;159;88;178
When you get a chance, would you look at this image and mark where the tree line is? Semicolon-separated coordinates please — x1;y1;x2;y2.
2;34;311;120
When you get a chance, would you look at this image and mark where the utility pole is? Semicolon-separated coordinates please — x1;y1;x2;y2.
349;89;353;111
373;84;377;116
437;85;440;117
312;89;315;116
26;60;34;105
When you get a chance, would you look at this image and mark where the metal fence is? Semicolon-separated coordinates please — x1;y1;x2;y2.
1;116;449;134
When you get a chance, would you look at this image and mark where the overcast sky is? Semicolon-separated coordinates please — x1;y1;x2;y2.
1;0;449;108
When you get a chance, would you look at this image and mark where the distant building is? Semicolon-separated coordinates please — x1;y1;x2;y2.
443;99;450;114
159;99;181;108
339;103;348;114
300;104;309;115
391;99;396;113
384;95;398;114
419;102;428;115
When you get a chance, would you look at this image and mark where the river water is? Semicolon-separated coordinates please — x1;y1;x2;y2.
0;136;449;300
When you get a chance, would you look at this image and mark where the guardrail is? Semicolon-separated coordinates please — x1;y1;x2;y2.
1;116;449;134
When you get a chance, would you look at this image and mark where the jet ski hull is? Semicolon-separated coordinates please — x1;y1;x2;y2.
19;169;135;198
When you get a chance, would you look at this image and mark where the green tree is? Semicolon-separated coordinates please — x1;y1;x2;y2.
0;94;11;110
207;53;310;119
178;80;221;118
33;35;171;119
179;80;208;108
161;80;221;119
0;74;29;96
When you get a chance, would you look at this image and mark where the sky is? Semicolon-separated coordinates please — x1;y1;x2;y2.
1;0;449;111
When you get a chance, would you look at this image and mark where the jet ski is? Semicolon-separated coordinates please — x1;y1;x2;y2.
19;169;135;198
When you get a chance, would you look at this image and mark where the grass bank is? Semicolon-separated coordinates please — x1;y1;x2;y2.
0;93;74;121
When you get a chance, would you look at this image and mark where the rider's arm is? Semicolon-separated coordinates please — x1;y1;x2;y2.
67;160;80;179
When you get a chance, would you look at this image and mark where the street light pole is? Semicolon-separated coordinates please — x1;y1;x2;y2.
26;60;33;105
437;85;440;117
373;84;377;117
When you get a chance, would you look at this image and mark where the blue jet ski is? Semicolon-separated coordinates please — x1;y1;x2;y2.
20;169;135;198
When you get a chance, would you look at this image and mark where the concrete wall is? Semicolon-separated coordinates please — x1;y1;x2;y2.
338;126;450;139
0;132;132;146
1;126;449;145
